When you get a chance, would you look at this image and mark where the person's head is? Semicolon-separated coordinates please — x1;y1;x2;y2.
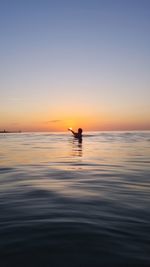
78;128;82;134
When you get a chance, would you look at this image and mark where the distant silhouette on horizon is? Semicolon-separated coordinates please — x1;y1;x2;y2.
68;128;83;142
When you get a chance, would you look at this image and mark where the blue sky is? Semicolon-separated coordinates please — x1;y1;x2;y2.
0;0;150;131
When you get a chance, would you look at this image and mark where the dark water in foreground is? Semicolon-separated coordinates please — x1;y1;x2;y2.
0;131;150;266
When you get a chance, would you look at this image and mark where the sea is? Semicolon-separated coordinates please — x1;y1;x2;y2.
0;131;150;267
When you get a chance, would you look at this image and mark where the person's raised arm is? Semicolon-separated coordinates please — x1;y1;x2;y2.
68;128;75;135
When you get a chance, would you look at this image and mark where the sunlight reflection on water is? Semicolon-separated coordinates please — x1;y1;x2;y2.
0;132;150;266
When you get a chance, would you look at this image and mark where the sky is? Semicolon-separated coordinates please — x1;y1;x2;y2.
0;0;150;131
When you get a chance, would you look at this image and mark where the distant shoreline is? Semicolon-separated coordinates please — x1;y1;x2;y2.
0;130;21;133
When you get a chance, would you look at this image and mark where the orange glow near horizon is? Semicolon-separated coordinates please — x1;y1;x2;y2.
1;111;150;132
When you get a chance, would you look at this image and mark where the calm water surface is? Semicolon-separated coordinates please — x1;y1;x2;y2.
0;132;150;266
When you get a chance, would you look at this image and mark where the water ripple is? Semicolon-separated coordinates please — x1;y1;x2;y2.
0;132;150;266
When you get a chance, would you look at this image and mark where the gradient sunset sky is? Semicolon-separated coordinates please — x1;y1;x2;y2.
0;0;150;131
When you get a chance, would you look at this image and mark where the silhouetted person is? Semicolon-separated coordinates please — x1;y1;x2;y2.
68;128;83;141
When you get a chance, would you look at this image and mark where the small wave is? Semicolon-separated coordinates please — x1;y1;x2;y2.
0;167;16;173
83;134;96;137
25;188;53;198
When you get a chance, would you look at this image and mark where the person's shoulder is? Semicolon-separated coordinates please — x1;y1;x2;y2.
75;133;82;138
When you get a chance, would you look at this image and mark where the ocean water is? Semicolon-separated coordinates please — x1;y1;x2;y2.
0;131;150;267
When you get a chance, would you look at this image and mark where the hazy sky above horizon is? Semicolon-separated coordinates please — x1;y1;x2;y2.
0;0;150;131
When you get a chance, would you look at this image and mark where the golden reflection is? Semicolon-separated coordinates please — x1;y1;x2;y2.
70;138;83;157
